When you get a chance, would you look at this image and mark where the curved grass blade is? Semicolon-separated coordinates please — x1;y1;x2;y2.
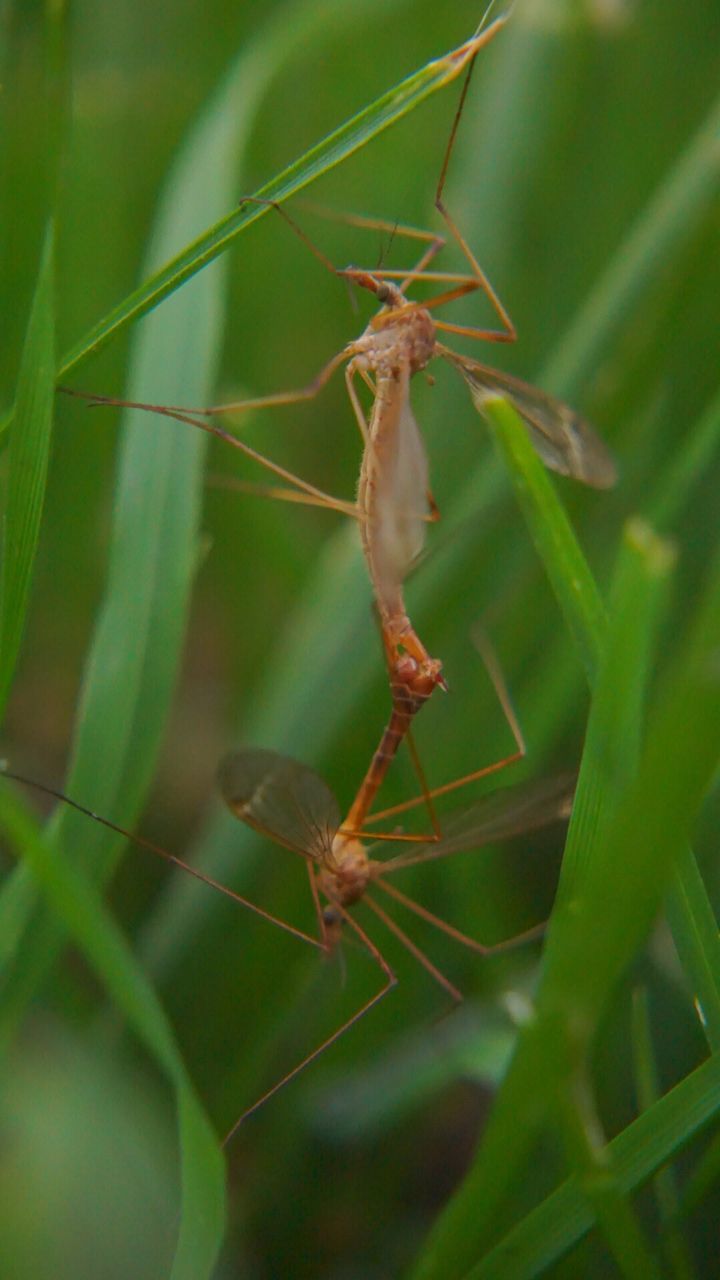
466;1051;720;1280
28;13;505;395
0;783;225;1280
410;522;676;1278
482;396;607;682
631;991;694;1280
482;391;720;1049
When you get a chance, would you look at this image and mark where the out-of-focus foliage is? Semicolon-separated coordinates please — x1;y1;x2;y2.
1;0;720;1275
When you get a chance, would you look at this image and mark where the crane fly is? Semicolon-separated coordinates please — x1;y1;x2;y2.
60;11;615;827
210;747;574;1136
1;752;573;1139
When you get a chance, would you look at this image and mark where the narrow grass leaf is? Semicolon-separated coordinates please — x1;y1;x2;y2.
411;522;675;1278
427;525;720;1278
28;10;502;391
666;846;720;1053
541;525;676;1280
631;990;696;1280
555;1076;663;1280
467;1052;720;1280
0;783;225;1280
475;390;720;1031
0;222;55;720
483;395;606;681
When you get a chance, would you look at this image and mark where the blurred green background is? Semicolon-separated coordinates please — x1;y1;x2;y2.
2;0;720;1276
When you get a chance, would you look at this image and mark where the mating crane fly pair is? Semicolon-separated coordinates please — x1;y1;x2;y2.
62;13;615;833
13;12;616;1134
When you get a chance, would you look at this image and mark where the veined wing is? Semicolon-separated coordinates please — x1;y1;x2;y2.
380;773;574;873
440;345;617;489
218;748;340;862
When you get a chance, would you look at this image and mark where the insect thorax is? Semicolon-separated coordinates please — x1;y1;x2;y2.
322;834;371;907
356;306;436;379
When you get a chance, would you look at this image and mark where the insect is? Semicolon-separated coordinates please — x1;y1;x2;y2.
61;11;615;824
1;751;574;1138
202;748;574;1136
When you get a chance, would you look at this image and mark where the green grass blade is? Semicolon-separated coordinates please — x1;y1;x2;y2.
0;0;308;1069
411;519;675;1279
631;990;697;1280
556;1075;663;1280
0;783;225;1280
415;518;720;1278
467;1051;720;1280
47;12;500;388
549;519;671;906
482;395;606;681
479;394;720;1040
0;222;55;720
666;846;720;1053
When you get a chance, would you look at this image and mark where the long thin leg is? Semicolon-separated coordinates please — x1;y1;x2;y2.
339;269;514;346
2;770;324;952
374;877;545;955
62;344;351;424
366;745;524;827
206;473;359;515
334;25;517;347
63;387;360;518
433;24;516;343
405;726;440;838
362;892;462;1003
293;201;448;297
296;202;445;247
224;905;397;1140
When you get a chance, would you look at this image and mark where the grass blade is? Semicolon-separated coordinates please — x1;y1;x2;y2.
24;13;503;394
414;510;720;1277
482;395;606;681
0;222;55;719
0;783;225;1280
631;990;696;1280
467;1051;720;1279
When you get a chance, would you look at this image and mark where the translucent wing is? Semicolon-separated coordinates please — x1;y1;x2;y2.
218;748;341;862
440;345;617;489
380;773;574;873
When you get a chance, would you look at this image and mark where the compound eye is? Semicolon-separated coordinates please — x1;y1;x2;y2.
376;282;391;303
322;905;341;928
